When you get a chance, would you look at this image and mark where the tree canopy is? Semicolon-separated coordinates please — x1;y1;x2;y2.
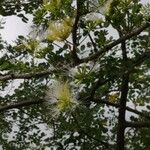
0;0;150;149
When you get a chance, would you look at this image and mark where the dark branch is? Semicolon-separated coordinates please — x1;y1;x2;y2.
88;33;98;53
0;70;55;81
117;39;129;150
90;78;110;98
90;98;150;120
0;99;44;112
125;121;150;128
125;106;150;120
71;0;82;65
0;98;150;121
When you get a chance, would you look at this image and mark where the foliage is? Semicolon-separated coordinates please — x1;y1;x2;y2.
0;0;150;149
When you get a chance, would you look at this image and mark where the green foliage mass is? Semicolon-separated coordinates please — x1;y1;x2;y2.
0;0;150;149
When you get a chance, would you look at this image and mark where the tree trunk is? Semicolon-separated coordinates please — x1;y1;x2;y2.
116;74;129;150
117;40;129;150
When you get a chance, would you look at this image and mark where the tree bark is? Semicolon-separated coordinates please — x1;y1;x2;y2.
117;73;129;150
117;40;129;150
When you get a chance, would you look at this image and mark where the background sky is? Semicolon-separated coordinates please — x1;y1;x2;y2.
0;15;32;44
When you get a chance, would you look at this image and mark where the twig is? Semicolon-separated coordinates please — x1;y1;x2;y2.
88;33;98;53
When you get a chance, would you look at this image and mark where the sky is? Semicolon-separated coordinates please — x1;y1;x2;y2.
141;0;149;3
0;15;32;44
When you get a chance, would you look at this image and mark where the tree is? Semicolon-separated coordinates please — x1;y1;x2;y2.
0;0;150;149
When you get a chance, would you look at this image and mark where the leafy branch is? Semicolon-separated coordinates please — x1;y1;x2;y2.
71;112;110;148
81;22;150;63
91;98;150;120
1;98;149;121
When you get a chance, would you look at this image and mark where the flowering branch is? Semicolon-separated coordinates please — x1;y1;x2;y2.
0;97;149;121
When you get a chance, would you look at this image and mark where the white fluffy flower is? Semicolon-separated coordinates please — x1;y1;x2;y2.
99;0;113;15
45;80;78;116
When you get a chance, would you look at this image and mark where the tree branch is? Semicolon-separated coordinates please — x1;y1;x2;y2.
71;0;82;65
0;99;44;112
0;97;150;122
0;70;55;81
125;121;150;128
81;22;150;63
88;33;98;53
116;37;129;150
88;98;150;120
125;106;150;120
90;78;110;98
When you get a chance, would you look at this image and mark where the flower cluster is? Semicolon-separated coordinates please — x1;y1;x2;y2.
45;80;78;116
46;17;73;41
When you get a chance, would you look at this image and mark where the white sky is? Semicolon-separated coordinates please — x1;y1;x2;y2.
141;0;149;3
0;15;32;44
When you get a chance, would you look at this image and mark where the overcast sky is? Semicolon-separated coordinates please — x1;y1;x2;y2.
0;15;32;44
